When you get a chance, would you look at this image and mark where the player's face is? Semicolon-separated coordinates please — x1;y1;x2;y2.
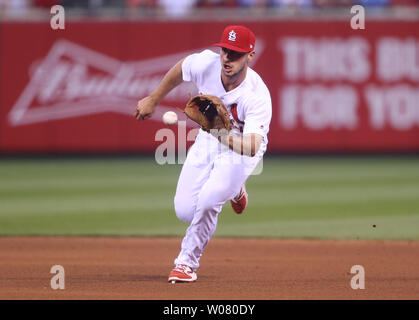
220;48;254;78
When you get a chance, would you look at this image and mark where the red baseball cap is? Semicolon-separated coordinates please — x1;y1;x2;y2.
213;25;256;53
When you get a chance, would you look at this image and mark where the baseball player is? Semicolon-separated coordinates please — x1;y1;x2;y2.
134;25;272;282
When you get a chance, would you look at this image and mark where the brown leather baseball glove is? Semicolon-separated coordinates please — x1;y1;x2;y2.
184;94;232;133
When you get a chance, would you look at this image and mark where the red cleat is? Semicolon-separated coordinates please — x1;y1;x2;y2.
168;264;197;283
230;185;248;214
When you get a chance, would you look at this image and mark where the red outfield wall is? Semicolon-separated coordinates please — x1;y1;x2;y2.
0;21;418;153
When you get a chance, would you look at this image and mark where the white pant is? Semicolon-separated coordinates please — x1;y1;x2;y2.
173;130;263;270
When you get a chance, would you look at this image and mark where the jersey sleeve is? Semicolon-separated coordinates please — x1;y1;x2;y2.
181;49;217;85
242;96;272;141
181;53;198;83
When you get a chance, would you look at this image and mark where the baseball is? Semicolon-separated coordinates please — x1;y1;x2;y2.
162;111;178;125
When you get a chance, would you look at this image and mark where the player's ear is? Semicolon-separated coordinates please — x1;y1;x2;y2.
247;51;255;63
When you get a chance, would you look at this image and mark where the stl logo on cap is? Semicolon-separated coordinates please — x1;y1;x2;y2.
214;25;256;53
228;30;237;42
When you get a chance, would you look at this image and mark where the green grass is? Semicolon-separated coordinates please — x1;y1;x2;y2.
0;156;418;240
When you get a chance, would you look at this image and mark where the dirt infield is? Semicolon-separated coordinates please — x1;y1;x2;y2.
0;237;418;300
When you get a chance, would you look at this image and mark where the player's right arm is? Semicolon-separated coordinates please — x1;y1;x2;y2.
216;133;263;157
134;58;185;121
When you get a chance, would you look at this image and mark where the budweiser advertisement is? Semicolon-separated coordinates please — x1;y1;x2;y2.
0;21;418;153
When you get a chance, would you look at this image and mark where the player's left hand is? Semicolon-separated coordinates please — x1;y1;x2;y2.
211;116;230;137
183;94;232;133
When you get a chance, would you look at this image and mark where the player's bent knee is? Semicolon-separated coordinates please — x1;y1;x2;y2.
174;197;194;223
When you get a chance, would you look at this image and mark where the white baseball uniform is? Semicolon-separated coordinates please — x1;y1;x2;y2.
173;49;272;271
